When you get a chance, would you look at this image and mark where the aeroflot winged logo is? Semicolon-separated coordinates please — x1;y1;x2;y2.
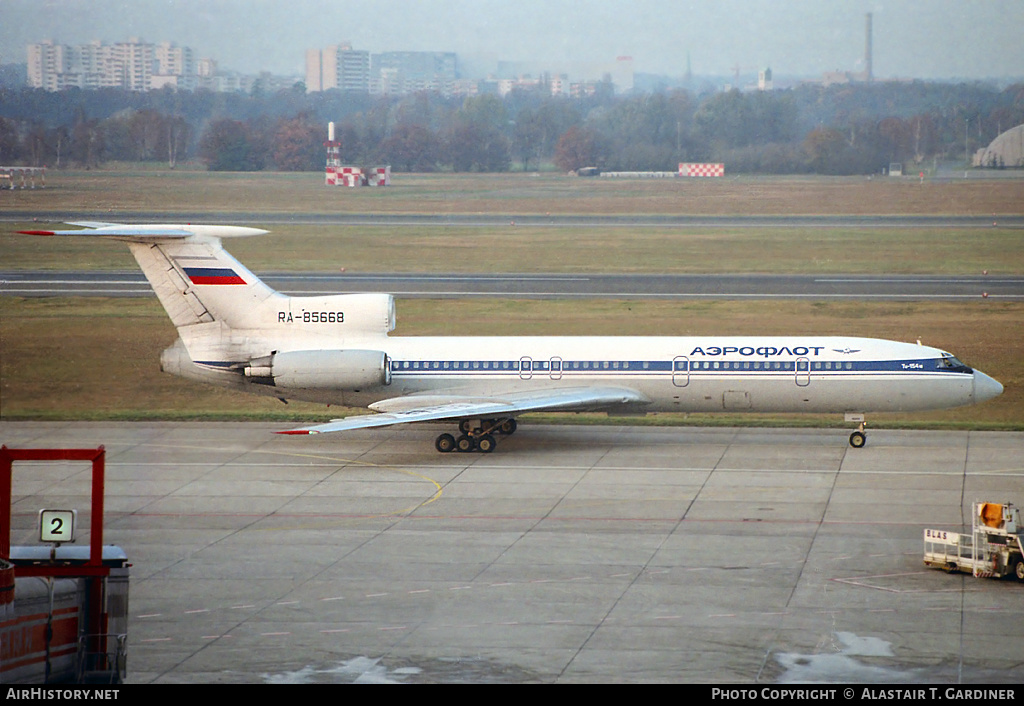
183;267;247;285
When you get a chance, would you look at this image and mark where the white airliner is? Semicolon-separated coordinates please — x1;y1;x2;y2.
23;222;1004;453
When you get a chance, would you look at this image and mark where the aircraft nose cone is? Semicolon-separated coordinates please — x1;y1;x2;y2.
973;371;1004;404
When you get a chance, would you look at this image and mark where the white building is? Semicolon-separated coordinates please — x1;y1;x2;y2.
27;38;206;92
307;45;462;96
153;42;196;90
306;44;370;92
974;124;1024;168
27;40;76;90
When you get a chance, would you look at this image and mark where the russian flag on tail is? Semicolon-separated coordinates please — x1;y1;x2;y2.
183;267;247;285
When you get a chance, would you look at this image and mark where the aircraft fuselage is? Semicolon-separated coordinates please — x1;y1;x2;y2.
169;333;997;415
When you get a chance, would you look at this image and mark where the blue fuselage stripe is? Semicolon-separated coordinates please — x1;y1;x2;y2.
386;358;968;376
195;358;971;379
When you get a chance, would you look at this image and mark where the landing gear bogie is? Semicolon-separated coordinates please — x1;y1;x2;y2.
437;418;517;453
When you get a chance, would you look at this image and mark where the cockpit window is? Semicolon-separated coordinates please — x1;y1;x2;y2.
936;354;971;372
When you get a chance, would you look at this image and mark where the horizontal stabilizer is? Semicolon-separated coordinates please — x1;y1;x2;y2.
19;227;193;238
18;222;268;241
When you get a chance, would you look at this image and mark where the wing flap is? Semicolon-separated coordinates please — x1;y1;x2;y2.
278;386;649;435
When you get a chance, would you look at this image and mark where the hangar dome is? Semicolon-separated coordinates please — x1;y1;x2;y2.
973;124;1024;168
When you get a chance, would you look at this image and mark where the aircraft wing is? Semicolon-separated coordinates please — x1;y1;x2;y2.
277;386;649;435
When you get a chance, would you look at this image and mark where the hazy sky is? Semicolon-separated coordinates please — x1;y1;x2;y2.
3;0;1022;81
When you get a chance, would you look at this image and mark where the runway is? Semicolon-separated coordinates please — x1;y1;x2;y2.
4;271;1023;300
3;421;1022;683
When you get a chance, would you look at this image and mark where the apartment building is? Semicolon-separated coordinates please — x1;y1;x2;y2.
306;44;370;92
370;51;456;94
306;45;457;96
27;38;198;91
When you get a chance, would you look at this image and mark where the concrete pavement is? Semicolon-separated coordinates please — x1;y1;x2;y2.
3;422;1022;683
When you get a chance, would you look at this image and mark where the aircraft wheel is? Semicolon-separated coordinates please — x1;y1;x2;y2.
849;431;867;448
497;419;517;435
456;434;476;452
477;434;497;453
435;433;456;453
459;420;476;434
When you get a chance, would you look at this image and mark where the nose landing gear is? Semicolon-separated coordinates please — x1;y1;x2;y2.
846;413;867;448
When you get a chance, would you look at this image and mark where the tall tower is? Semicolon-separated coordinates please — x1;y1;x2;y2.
324;122;342;185
864;13;873;82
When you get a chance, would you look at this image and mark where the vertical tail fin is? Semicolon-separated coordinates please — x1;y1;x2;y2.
21;223;395;370
20;223;278;328
126;235;280;329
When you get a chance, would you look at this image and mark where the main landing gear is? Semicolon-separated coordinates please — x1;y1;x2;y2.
435;418;518;453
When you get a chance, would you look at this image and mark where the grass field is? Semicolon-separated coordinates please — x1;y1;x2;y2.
1;170;1021;429
3;224;1023;276
3;168;1024;216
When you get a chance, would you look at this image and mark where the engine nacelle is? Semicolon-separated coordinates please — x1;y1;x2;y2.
246;349;391;390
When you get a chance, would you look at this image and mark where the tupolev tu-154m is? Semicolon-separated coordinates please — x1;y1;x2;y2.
21;222;1004;453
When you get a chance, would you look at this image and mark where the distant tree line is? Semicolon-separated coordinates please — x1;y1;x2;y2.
1;80;1022;175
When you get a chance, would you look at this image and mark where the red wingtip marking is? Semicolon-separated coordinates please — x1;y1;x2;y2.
17;230;55;236
275;430;313;435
